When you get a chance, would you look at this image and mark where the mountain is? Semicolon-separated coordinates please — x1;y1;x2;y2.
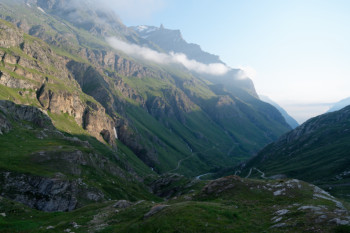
0;0;292;178
0;1;349;231
0;19;157;212
328;96;350;112
236;105;350;201
0;0;292;210
131;24;259;99
131;25;223;65
260;95;299;129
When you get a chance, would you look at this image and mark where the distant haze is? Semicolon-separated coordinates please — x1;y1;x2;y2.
278;101;333;124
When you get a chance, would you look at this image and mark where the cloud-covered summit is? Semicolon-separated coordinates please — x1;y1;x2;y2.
106;37;231;76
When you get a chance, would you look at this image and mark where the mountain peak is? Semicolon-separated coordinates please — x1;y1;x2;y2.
132;24;183;40
131;24;221;65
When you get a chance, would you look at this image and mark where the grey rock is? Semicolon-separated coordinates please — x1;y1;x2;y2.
1;172;78;212
202;176;242;196
113;200;132;209
0;22;23;48
144;205;169;218
298;205;322;212
0;171;104;212
0;112;11;135
0;71;37;89
330;218;350;225
71;222;80;229
270;223;288;228
275;209;289;216
0;100;54;129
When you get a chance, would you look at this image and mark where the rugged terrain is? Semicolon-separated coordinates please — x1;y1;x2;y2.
0;0;291;177
0;175;349;232
0;0;349;232
236;105;350;202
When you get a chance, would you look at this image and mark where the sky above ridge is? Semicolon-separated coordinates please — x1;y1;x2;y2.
108;0;350;123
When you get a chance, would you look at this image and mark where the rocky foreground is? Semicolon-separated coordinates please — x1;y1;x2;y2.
0;175;349;232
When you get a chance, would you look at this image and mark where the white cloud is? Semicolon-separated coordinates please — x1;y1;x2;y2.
106;37;231;76
237;65;257;79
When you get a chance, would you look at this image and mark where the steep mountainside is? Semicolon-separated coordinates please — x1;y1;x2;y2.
260;95;299;129
0;0;291;177
237;106;350;201
131;24;260;100
0;99;157;211
0;19;158;211
0;1;349;232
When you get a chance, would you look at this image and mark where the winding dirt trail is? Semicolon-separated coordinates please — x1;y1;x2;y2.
245;167;266;179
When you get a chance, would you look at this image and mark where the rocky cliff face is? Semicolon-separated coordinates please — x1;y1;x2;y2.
0;20;116;144
0;171;98;212
0;99;53;129
0;100;105;211
0;100;147;211
0;21;23;47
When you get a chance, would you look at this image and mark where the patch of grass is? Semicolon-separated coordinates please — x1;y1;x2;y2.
47;111;88;136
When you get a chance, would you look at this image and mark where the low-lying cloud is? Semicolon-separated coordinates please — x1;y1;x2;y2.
106;37;231;76
237;65;257;80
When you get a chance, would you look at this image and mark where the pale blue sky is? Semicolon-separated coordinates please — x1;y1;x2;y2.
111;0;350;123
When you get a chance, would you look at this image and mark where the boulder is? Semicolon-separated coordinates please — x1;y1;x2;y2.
144;204;169;219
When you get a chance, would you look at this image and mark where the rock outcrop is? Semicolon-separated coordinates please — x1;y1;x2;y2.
0;111;11;135
0;171;104;212
0;100;137;211
0;100;54;129
0;20;116;145
144;204;169;219
0;21;23;48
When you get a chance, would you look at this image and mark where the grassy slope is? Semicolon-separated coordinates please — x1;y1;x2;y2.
0;177;349;233
239;108;350;201
0;109;157;201
0;18;155;181
2;1;292;180
0;2;292;177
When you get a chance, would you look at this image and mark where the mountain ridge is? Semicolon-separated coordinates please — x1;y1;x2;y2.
131;24;224;65
0;0;292;176
236;105;350;201
260;95;299;129
0;1;349;232
328;96;350;113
